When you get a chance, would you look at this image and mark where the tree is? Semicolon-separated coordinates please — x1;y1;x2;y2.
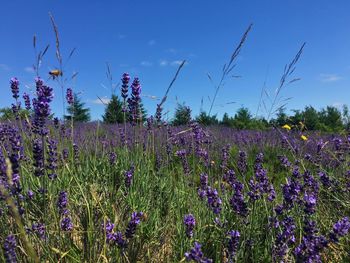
302;106;319;130
233;107;252;129
172;103;191;126
102;95;124;124
272;107;288;127
65;93;90;122
196;111;219;126
318;106;343;132
221;113;234;127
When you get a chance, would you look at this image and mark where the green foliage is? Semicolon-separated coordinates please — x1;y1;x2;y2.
232;107;252;129
0;107;31;121
269;105;348;132
195;111;218;126
65;93;91;122
102;95;124;124
318;106;343;132
172;103;191;126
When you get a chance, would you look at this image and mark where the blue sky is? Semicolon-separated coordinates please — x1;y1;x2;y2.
1;0;350;120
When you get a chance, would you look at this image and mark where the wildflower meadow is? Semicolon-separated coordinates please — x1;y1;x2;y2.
1;9;350;263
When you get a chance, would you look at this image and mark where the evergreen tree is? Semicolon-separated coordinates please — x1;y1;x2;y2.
196;111;219;126
102;95;124;124
233;107;252;129
65;93;90;122
221;112;233;127
172;103;191;126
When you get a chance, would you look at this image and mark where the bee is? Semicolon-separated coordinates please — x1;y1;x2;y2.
49;69;62;80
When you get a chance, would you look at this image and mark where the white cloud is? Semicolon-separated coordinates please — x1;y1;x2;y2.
118;34;126;39
148;40;156;46
140;61;152;66
91;97;111;105
0;64;10;71
24;66;35;73
159;60;168;66
171;60;188;66
320;73;342;82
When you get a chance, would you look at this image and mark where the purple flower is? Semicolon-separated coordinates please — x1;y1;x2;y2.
124;165;134;189
318;171;331;188
272;216;296;262
10;77;20;99
3;234;17;263
185;242;212;263
47;138;58;180
121;73;130;100
57;191;68;215
237;150;248;175
60;216;73;231
206;187;222;214
30;223;46;240
32;139;44;177
294;220;328;262
109;152;116;165
329;217;350;243
227;230;240;259
66;88;74;105
304;192;317;215
23;93;31;110
27;190;34;200
125;211;143;239
230;181;248;217
155;103;163;126
184;214;196;238
32;77;54;135
127;77;142;123
220;144;230;169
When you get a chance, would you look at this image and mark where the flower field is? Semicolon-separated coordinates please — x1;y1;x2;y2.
0;76;350;262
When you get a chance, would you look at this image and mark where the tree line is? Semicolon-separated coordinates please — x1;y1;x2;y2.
1;92;349;132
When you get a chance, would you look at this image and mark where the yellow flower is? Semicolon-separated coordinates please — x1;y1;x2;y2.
301;135;308;141
282;124;291;130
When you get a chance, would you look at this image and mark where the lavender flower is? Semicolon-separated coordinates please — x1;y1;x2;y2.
121;73;130;100
155;103;163;126
227;230;240;260
57;191;68;215
303;192;317;214
185;242;212;263
30;223;46;240
109;152;116;165
127;77;142;123
272;216;296;262
23;93;31;110
10;77;20;99
329;217;350;243
3;234;17;263
60;216;73;231
237;151;247;175
125;211;143;239
206;187;222;214
220;144;230;169
230;181;248;217
47;138;58;180
32;139;44;177
184;214;196;238
294;220;328;262
124;165;135;189
32;77;54;135
66;88;74;105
